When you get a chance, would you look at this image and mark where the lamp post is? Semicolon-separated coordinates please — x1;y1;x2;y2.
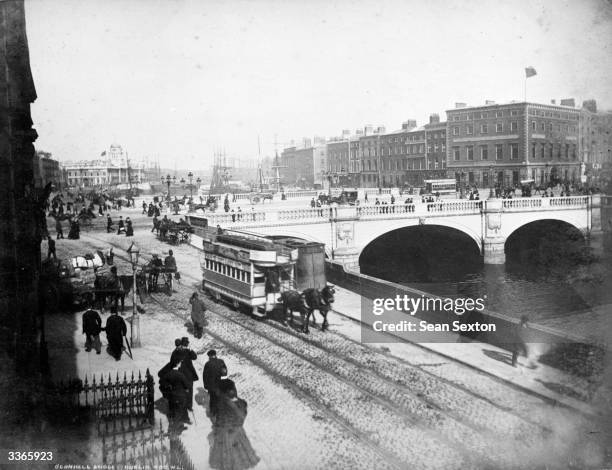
187;171;194;201
126;242;141;348
162;174;172;201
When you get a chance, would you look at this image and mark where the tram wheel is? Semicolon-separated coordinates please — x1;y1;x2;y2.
232;299;240;309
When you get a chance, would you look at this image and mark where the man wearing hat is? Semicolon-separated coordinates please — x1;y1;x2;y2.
170;337;199;411
148;254;163;292
202;350;227;421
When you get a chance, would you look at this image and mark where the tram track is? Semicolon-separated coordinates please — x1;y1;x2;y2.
81;234;495;468
81;231;578;469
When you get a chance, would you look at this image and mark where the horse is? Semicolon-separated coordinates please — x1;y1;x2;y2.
303;285;336;331
279;290;310;333
94;273;134;312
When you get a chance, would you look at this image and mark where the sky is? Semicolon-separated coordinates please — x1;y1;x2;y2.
25;0;612;170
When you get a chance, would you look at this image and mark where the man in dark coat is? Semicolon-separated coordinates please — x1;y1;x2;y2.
117;216;125;234
189;292;207;339
47;236;56;260
82;306;102;354
202;350;227;421
105;310;127;361
173;337;199;411
159;359;191;427
106;214;113;233
55;218;64;239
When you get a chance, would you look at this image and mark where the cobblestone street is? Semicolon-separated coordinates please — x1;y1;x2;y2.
43;207;609;469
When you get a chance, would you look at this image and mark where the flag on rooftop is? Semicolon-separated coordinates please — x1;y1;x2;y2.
525;66;537;78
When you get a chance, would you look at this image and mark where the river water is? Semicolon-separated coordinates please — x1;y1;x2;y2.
361;229;612;322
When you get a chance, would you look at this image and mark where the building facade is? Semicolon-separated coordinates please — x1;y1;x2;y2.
0;0;45;375
446;101;582;189
326;136;351;188
280;140;326;188
580;100;612;186
63;143;146;188
33;151;62;189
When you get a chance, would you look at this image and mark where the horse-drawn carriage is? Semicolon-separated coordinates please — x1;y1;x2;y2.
136;259;176;297
156;219;194;245
40;253;133;312
249;192;274;205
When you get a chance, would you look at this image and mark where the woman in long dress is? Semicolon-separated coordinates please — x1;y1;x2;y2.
209;379;259;470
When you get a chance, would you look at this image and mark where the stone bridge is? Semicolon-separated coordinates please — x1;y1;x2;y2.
187;195;608;268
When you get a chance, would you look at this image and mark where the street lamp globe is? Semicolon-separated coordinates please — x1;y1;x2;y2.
127;241;140;265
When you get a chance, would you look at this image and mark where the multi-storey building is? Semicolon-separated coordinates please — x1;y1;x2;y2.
423;114;448;180
326;131;351;188
581;100;612;185
63;143;146;188
357;126;385;188
33;151;62;189
280;139;326;188
446;101;582;188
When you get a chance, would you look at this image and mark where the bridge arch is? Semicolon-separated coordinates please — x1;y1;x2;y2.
502;215;588;243
356;218;483;254
358;223;483;282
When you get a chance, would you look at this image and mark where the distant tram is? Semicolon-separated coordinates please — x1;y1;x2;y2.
424;179;458;198
196;226;326;317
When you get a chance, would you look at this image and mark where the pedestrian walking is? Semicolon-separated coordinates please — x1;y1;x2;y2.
209;379;260;470
105;310;127;361
55;218;64;239
47;236;56;260
203;349;227;422
511;315;530;368
82;306;102;354
170;337;199;411
125;218;134;237
189;292;207;338
117;216;125;235
159;359;191;428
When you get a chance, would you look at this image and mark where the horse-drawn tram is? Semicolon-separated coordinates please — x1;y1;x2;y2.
198;227;328;321
200;229;296;316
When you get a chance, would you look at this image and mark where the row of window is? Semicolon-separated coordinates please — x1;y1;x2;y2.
529;108;580;120
455;167;579;185
452;143;578;161
453;122;518;135
204;258;254;284
451;109;520;121
451;121;578;136
530;121;576;133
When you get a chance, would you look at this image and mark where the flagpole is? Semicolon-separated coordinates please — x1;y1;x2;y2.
524;75;527;102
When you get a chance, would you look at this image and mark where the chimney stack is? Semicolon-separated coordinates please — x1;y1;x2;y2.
582;99;597;113
551;99;556;105
455;102;467;109
429;114;440;124
485;100;495;105
401;119;417;131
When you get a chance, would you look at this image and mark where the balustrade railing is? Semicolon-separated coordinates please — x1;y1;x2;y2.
427;200;483;213
548;196;589;207
284;190;319;199
502;198;542;209
278;207;329;221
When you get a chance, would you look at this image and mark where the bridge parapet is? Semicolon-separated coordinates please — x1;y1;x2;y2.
501;196;588;211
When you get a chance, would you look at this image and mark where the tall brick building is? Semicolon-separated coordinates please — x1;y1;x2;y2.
446;101;582;189
0;0;45;375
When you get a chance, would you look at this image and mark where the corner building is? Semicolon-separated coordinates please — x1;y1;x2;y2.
446;101;582;189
